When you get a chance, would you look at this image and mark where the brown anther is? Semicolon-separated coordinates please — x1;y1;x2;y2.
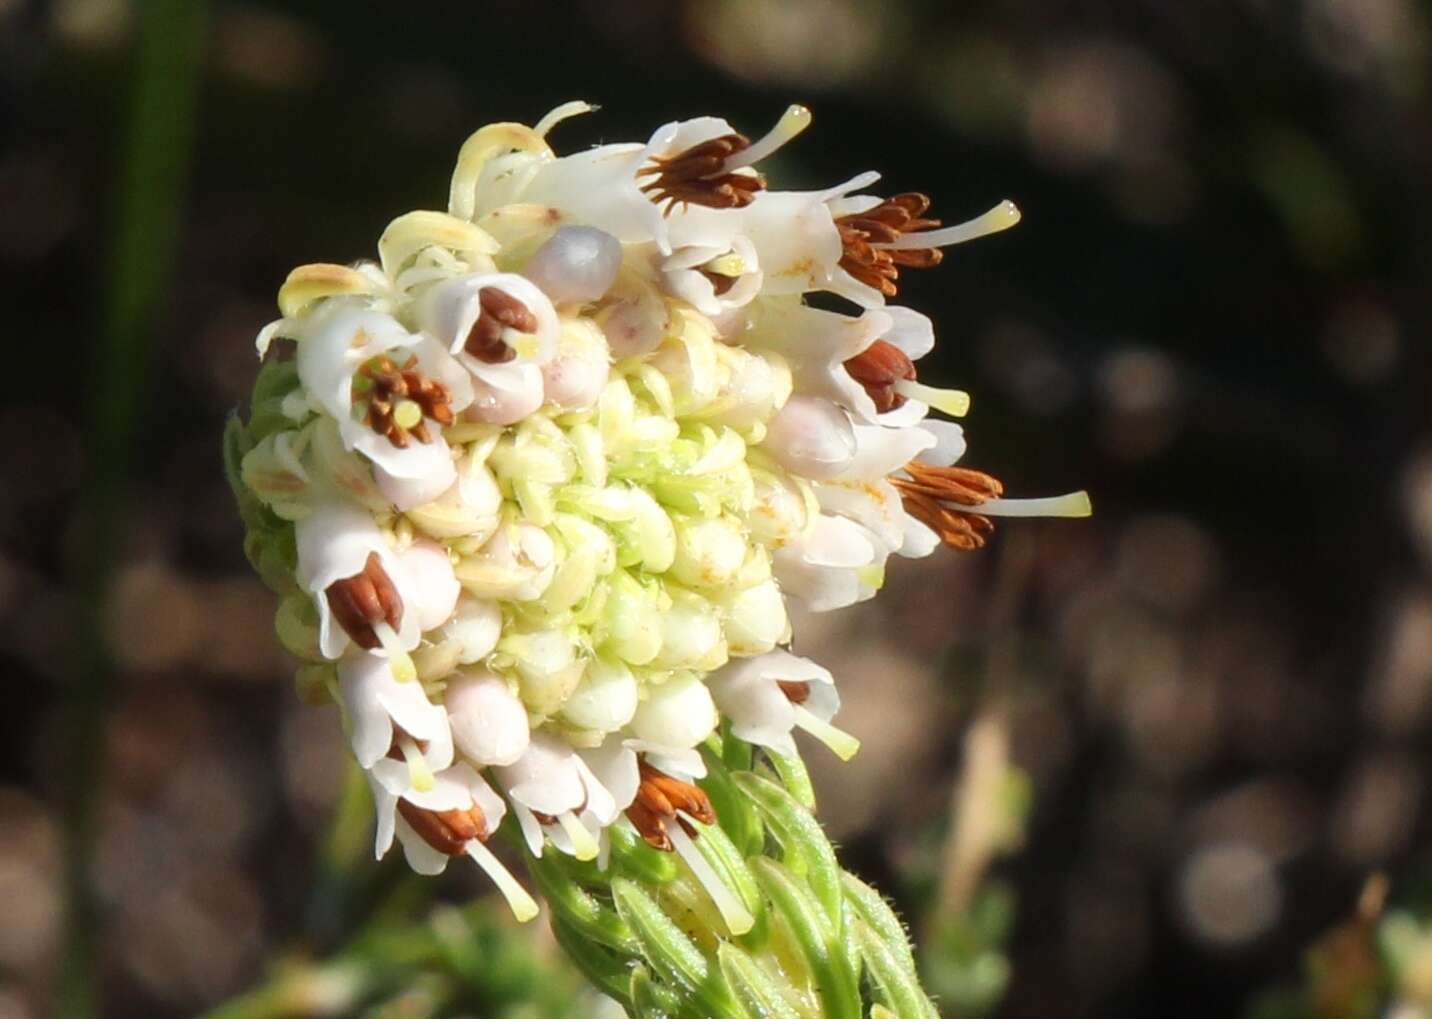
397;800;489;855
638;134;765;214
625;762;716;851
325;552;404;649
836;193;944;297
357;354;454;448
892;463;1004;552
699;267;740;296
777;680;812;704
464;287;539;363
844;340;917;413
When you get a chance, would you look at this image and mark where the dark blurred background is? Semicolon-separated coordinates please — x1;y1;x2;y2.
3;1;1431;1017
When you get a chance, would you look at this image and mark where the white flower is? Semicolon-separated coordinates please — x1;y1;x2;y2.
414;272;561;380
295;299;471;508
339;652;453;785
660;234;763;317
497;732;618;861
708;649;858;761
294;502;418;664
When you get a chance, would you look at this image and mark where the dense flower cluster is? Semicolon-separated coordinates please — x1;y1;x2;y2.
226;101;1088;930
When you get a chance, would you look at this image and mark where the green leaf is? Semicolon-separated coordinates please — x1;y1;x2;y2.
839;872;921;983
550;914;634;1003
749;859;862;1019
610;822;681;886
717;943;803;1019
735;772;843;933
612;878;747;1019
526;855;640;954
851;919;940;1019
764;749;816;811
701;745;765;859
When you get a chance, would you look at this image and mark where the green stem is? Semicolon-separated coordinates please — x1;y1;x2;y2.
62;3;208;1017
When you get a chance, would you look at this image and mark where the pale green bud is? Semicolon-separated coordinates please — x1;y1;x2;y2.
455;522;557;601
629;670;718;750
747;467;815;546
670;515;747;590
495;626;586;717
240;428;313;521
542;513;618;616
596;569;666;666
274;591;322;661
558;654;639;734
650;586;728;672
647;321;721;415
720;577;790;655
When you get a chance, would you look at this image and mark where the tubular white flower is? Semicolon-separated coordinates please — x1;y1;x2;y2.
295;299;470;505
295;502;419;662
660;235;763;317
339;651;453;778
498;732;617;860
708;649;855;760
415;272;561;378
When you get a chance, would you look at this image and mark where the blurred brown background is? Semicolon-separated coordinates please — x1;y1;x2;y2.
3;0;1431;1016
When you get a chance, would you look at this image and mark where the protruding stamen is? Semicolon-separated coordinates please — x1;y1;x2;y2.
465;287;538;363
893;379;970;417
325;553;404;651
667;820;755;935
721;104;812;172
777;680;811;704
372;622;416;683
844;340;917;414
397;800;487;854
977;492;1092;518
638;134;765;213
894;463;1004;552
878;200;1021;251
626;762;718;851
465;839;540;922
557;810;598;861
792;705;861;761
357;355;453;447
398;737;434;792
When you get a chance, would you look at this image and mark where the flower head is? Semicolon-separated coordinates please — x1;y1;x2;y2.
227;102;1089;939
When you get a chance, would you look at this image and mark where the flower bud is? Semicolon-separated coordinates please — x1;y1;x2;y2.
720;577;789;655
444;667;531;766
523;225;623;305
440;595;502;664
629;671;718;750
455;522;556;601
670;515;747;590
597;570;664;666
651;587;727;672
760;396;855;480
496;627;585;717
559;655;639;734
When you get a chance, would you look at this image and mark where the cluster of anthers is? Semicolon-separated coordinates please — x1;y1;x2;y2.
230;102;1089;931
